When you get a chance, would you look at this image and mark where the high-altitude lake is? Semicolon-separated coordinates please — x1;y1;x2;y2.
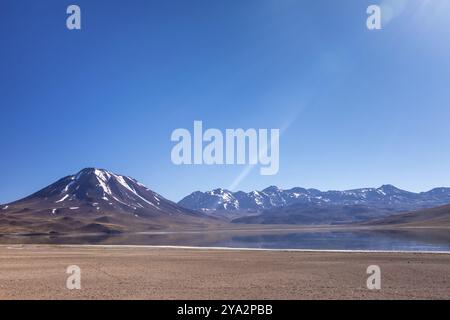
2;228;450;252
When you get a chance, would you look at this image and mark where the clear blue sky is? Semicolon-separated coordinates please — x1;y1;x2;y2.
1;0;450;204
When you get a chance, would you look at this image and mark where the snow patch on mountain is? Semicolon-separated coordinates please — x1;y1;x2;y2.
55;194;69;203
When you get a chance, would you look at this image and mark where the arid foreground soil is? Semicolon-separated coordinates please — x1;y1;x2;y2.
0;245;449;299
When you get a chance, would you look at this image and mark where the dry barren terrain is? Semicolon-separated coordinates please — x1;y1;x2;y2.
0;245;449;299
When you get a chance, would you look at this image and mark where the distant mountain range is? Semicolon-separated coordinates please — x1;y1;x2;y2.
2;168;450;234
178;185;450;224
179;185;450;212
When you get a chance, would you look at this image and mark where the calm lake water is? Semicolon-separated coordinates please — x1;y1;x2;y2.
2;228;450;252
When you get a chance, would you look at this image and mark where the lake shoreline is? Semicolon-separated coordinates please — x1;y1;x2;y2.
2;244;450;254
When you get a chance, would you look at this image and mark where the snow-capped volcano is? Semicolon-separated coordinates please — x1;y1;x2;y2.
15;168;190;217
0;168;210;234
22;167;188;216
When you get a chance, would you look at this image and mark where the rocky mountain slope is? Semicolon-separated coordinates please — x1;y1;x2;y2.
0;168;213;234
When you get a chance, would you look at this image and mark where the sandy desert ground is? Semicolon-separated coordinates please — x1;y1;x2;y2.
0;245;449;300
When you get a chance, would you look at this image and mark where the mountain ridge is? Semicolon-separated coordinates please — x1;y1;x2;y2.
2;169;450;232
178;185;450;214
